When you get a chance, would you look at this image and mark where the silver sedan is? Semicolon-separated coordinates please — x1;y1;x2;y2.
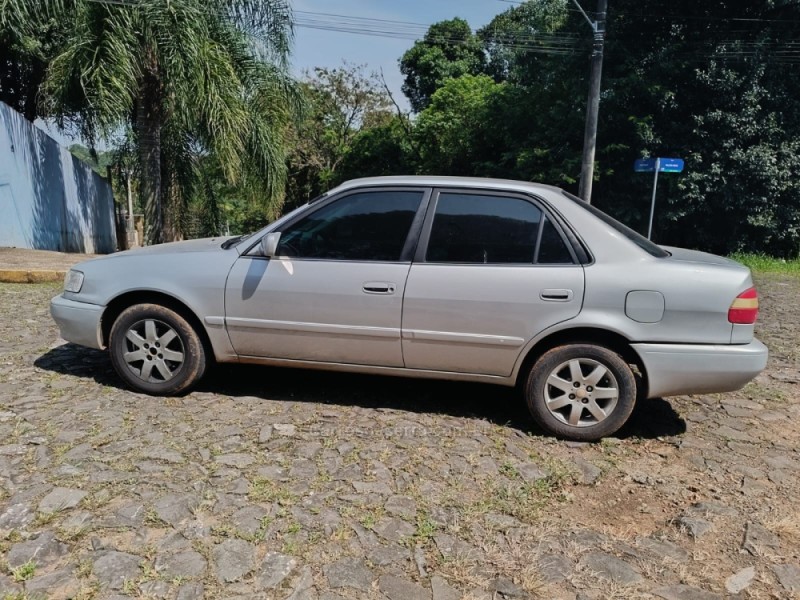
51;176;768;440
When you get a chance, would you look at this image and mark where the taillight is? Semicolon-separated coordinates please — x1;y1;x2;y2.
728;287;759;324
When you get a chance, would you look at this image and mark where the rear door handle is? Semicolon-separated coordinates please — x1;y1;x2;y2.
540;289;574;302
363;282;397;295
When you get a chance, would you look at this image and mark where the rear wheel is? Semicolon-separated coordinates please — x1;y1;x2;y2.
525;344;636;441
109;303;206;395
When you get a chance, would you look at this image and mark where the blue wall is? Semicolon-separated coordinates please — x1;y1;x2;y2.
0;102;116;254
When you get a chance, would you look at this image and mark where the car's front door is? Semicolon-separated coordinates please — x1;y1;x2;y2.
224;188;430;367
401;189;585;376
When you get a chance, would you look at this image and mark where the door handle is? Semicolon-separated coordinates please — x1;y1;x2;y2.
540;289;574;302
363;282;397;295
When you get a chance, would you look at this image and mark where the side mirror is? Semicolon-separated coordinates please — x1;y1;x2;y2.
260;232;281;258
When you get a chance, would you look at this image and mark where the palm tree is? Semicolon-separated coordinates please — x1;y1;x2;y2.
2;0;300;244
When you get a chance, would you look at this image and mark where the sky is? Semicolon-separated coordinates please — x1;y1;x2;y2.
290;0;509;109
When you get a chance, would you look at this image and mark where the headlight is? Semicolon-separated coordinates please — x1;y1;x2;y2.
64;270;85;293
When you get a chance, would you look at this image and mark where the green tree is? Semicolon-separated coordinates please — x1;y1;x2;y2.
285;63;392;209
184;155;280;239
482;1;590;183
0;10;70;121
394;0;800;256
400;18;484;112
68;144;115;176
400;7;592;186
478;0;574;86
593;0;800;255
2;0;299;245
414;74;506;176
337;116;418;182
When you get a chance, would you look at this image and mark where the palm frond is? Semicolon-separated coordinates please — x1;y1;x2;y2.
14;0;298;241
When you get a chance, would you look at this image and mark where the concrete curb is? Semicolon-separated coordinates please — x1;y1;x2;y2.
0;269;66;284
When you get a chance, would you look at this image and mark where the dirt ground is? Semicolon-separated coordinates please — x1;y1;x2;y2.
0;248;100;272
0;274;798;599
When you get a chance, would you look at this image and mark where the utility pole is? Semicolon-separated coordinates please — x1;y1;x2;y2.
573;0;607;204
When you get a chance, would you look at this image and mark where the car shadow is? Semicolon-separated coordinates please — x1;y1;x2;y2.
35;344;686;441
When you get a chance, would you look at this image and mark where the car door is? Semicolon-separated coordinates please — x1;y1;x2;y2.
401;189;585;376
224;187;430;367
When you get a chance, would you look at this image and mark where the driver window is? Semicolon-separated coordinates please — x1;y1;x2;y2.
276;190;424;261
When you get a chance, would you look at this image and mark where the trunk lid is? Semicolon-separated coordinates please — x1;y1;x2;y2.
660;246;748;270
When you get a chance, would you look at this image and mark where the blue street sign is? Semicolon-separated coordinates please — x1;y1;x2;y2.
634;158;657;173
659;158;685;173
633;157;685;173
633;157;686;241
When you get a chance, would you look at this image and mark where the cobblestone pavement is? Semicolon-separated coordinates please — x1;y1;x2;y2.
1;276;799;599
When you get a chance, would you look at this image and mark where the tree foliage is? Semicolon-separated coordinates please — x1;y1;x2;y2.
594;0;800;256
4;0;800;256
1;0;300;244
68;144;115;177
285;63;393;210
352;0;800;257
415;75;507;176
399;18;484;113
0;12;68;121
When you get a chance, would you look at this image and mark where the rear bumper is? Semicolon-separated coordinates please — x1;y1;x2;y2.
632;339;768;399
50;294;105;350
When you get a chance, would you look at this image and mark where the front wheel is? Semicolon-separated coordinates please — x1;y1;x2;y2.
109;303;206;395
525;344;636;441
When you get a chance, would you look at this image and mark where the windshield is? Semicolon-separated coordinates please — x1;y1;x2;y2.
220;193;329;250
221;232;254;249
562;191;670;258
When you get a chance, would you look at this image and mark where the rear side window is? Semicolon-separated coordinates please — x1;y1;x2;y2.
427;193;544;264
562;191;670;258
277;190;423;261
537;218;574;264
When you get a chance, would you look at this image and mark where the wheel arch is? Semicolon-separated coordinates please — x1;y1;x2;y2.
101;290;214;361
514;327;648;394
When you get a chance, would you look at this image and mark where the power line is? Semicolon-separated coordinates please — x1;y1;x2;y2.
294;10;432;29
293;12;581;41
498;0;800;24
293;22;578;55
81;0;800;60
81;0;577;57
615;12;800;24
292;11;582;56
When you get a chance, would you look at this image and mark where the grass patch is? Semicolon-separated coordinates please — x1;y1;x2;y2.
249;478;296;506
729;252;800;275
76;558;93;579
33;512;58;527
11;560;36;582
409;512;437;546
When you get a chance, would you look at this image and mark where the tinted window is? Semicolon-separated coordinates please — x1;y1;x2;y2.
537;218;574;264
562;191;670;258
427;193;542;264
277;191;423;261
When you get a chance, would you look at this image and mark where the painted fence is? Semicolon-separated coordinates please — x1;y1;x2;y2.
0;102;116;254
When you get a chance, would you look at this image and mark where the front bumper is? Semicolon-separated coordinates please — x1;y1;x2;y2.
632;339;768;399
50;294;105;350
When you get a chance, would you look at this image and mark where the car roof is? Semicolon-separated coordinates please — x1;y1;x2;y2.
335;176;564;196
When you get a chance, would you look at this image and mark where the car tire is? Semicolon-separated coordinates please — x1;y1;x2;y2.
109;303;206;395
525;344;636;441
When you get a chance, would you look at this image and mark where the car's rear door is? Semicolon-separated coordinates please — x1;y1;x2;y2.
225;187;431;366
401;188;585;376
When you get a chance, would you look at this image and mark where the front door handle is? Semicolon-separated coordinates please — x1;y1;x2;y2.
363;282;397;295
541;289;574;302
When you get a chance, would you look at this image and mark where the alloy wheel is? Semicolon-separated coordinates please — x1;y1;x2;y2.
122;319;185;383
543;358;619;427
